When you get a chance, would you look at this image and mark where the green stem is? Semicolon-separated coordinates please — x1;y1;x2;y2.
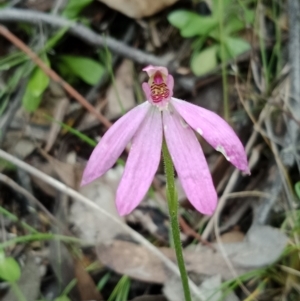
162;140;192;301
10;282;27;301
0;233;81;250
0;206;38;234
257;1;269;93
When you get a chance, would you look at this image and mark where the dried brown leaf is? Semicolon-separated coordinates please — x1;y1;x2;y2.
97;0;179;18
162;247;249;281
96;240;250;284
219;231;245;243
74;259;103;301
97;240;167;283
221;225;288;268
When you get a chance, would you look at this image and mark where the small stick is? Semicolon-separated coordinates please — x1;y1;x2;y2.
179;217;216;250
0;25;112;129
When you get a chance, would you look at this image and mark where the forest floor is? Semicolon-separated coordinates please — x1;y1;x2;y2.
0;0;299;300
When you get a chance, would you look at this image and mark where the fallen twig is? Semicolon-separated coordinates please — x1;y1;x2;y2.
0;8;170;68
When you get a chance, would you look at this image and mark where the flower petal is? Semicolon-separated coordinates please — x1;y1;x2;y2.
163;109;217;215
166;74;174;95
81;102;151;186
142;82;151;101
116;107;163;216
171;98;249;173
143;65;168;77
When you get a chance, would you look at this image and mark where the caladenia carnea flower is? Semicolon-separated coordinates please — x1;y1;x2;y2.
81;65;249;216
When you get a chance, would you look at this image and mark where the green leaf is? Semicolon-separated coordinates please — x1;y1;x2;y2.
58;55;105;85
223;36;250;60
0;253;21;282
295;182;300;200
181;16;218;38
244;8;255;24
225;16;245;34
0;52;26;71
97;272;111;291
0;96;9;116
168;10;218;38
168;10;192;29
225;8;255;34
191;45;219;76
0;156;15;171
22;55;50;112
62;0;93;19
45;27;69;51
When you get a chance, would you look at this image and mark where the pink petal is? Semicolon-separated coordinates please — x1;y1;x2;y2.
163;109;217;215
143;65;168;77
81;102;151;186
142;74;174;108
142;82;151;100
171;98;249;173
116;107;163;216
166;74;174;96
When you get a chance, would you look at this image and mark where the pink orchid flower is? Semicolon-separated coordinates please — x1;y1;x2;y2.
81;66;249;216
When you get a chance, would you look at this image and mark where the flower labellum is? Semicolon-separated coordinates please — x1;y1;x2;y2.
81;66;249;216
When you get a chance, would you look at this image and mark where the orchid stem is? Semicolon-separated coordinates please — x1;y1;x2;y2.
162;140;192;301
